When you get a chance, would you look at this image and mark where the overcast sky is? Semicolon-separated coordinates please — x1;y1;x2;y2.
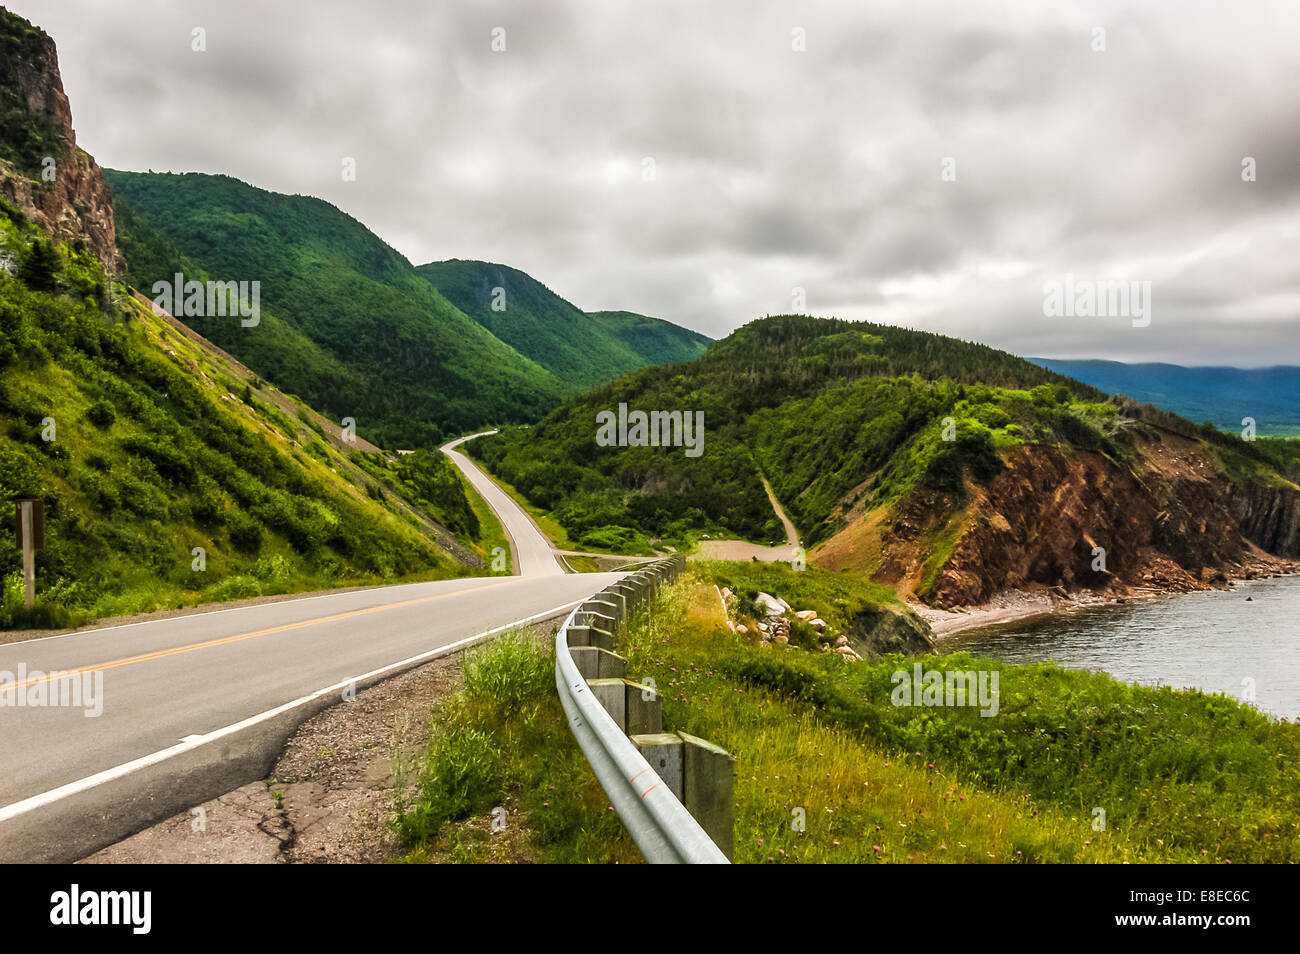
11;0;1299;365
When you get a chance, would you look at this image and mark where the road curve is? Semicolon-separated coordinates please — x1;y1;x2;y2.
442;431;566;577
0;437;613;862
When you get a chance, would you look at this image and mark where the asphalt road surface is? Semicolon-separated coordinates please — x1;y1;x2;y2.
442;431;566;577
0;436;612;861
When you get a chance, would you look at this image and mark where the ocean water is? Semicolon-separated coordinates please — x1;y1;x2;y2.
950;576;1300;720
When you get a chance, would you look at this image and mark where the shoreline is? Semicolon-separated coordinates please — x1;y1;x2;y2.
913;567;1300;641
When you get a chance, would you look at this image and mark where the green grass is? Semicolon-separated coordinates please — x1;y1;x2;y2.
395;631;640;863
408;567;1300;864
695;558;907;622
614;572;1300;863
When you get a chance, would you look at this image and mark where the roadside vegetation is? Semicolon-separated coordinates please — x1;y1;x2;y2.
0;197;487;630
394;630;639;863
402;564;1300;863
448;462;511;574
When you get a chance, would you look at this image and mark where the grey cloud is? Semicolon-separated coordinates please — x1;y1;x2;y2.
8;0;1298;366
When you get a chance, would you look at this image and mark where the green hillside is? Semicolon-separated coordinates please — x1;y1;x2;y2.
471;315;1299;572
105;171;568;448
0;194;488;630
470;316;1087;545
416;260;709;388
586;309;712;367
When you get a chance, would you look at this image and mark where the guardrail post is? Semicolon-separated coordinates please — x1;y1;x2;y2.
579;602;624;639
588;678;627;730
567;624;616;651
623;677;662;735
631;733;684;800
619;579;647;610
598;589;627;620
680;732;735;861
569;646;628;680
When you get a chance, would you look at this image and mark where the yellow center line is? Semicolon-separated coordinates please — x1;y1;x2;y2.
2;578;522;692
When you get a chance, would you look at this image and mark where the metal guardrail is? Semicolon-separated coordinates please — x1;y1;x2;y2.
554;555;729;864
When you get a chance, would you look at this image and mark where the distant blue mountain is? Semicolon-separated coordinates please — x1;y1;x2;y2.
1028;359;1300;437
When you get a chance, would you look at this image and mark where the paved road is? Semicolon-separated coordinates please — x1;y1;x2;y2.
0;435;613;862
443;432;566;577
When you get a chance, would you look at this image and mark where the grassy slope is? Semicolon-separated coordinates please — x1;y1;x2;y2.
0;197;488;629
105;172;568;447
398;568;1299;863
416;260;709;389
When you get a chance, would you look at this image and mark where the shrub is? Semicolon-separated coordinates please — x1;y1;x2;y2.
250;553;293;587
86;400;116;428
226;511;263;554
203;574;263;602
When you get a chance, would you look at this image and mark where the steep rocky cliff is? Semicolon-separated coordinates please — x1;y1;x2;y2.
0;7;123;274
1229;480;1300;559
818;428;1299;609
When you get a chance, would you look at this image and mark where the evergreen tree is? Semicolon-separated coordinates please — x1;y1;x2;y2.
18;237;59;292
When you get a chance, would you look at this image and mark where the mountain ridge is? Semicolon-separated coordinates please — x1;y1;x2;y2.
105;169;569;447
416;258;710;389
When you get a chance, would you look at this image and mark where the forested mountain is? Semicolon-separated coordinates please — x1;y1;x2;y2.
105;171;569;448
473;315;1300;605
416;259;709;388
1031;358;1300;437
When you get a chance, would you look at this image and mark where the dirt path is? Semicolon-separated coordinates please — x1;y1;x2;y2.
694;473;800;563
761;476;800;547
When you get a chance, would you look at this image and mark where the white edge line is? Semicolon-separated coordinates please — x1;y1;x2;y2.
0;596;590;825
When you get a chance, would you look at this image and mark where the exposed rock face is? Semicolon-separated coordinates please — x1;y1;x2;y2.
0;8;123;274
1229;481;1300;558
861;431;1299;610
